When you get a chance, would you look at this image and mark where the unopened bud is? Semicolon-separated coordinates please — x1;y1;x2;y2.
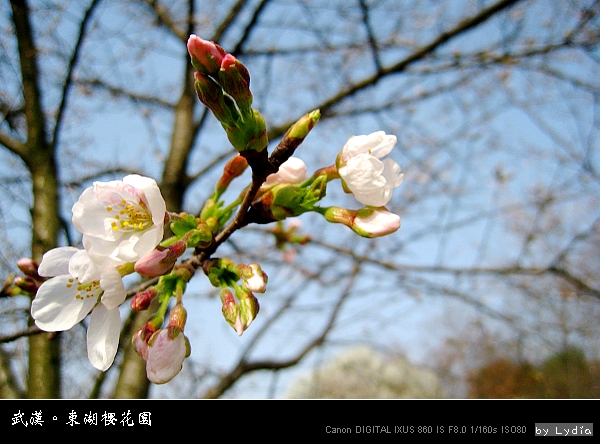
134;241;187;277
131;288;157;311
216;154;249;194
269;110;320;170
286;109;321;140
194;72;239;126
16;258;42;281
226;110;268;153
236;290;260;335
133;328;150;360
168;304;187;331
264;157;307;186
146;328;188;384
321;206;401;238
251;176;327;222
13;276;39;294
236;263;268;293
187;35;227;76
220;288;241;334
218;54;253;115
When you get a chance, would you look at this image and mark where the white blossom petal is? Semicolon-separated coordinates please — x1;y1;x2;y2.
87;305;121;371
382;158;404;187
340;155;386;191
68;248;103;284
37;247;79;277
123;174;167;226
30;246;127;374
31;275;99;331
99;266;127;309
341;131;397;160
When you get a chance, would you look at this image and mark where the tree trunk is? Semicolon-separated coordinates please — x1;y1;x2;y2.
11;0;62;398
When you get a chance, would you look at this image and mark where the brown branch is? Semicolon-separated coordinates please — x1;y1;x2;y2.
308;239;600;300
10;0;48;164
75;78;176;109
51;0;102;151
229;0;271;55
266;0;525;140
0;129;26;157
143;0;189;42
358;0;382;72
0;325;42;344
0;346;25;398
211;0;250;43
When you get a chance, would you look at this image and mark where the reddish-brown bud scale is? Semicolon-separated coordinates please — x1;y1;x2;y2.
131;288;157;311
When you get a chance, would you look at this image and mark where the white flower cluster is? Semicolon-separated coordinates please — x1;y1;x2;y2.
31;175;166;371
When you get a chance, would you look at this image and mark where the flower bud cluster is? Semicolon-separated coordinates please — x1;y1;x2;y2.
134;303;191;384
187;35;267;154
203;258;267;336
1;258;44;298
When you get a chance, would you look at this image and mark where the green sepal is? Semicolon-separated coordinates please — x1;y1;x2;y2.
271;175;328;218
170;213;199;238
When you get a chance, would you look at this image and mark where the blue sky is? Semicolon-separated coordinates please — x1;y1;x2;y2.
1;0;599;398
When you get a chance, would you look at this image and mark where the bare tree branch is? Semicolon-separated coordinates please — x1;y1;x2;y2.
51;0;102;151
267;0;525;139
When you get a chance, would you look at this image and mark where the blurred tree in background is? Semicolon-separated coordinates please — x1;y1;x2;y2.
468;348;600;398
1;0;599;398
284;346;444;398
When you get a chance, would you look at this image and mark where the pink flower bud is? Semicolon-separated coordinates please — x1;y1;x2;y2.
218;54;253;113
17;258;42;281
131;288;157;311
220;54;250;85
13;276;39;294
133;328;150;360
134;241;187;277
220;288;240;331
187;35;226;76
145;328;188;384
193;72;238;126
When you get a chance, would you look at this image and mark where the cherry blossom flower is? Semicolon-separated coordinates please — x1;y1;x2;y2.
72;174;167;263
30;246;126;371
337;131;404;207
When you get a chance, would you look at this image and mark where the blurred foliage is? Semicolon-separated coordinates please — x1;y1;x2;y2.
468;347;600;398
